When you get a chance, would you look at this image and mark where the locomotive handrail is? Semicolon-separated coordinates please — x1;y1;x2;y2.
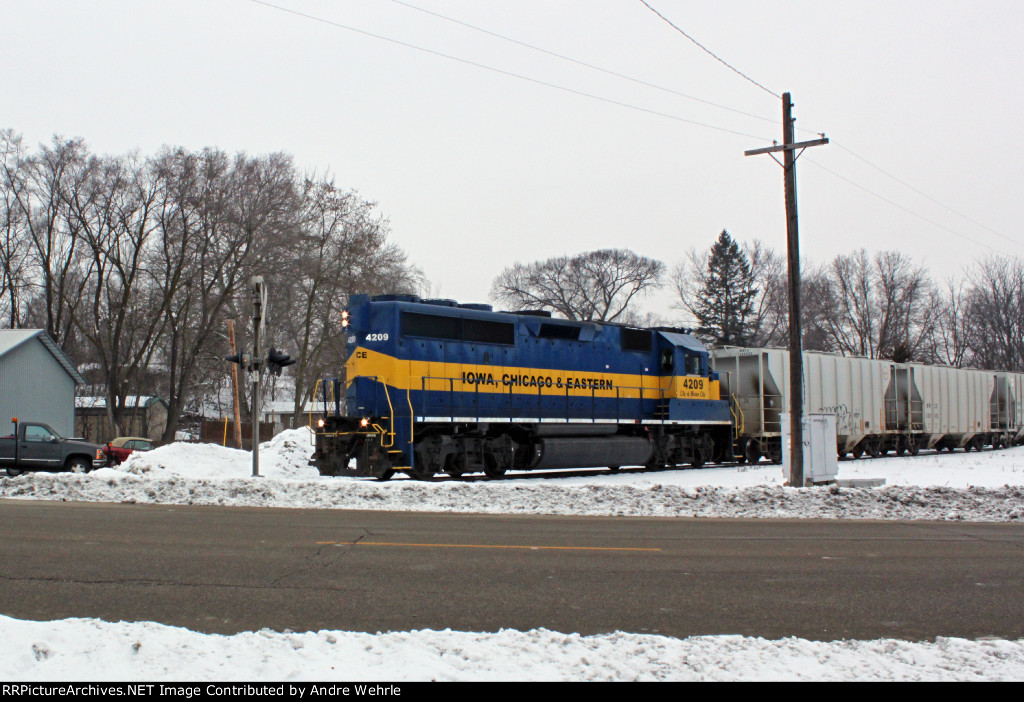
309;378;323;437
730;393;745;435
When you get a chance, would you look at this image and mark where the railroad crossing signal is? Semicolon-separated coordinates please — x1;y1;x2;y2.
224;352;252;370
267;348;297;376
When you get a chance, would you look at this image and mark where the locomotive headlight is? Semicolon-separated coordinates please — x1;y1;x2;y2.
360;418;369;427
317;418;325;428
341;310;350;328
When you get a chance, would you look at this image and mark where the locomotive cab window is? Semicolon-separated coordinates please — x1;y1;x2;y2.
659;349;674;373
685;354;701;375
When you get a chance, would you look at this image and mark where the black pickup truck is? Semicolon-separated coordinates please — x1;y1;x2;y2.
0;421;106;476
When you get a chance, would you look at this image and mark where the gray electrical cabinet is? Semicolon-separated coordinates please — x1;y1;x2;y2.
782;412;839;485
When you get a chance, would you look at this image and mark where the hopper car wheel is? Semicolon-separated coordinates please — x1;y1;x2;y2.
768;443;782;465
852;445;864;460
375;469;395;482
895;437;906;456
909;440;920;456
744;439;761;465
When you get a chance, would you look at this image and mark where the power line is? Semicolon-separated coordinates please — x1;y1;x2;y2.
386;0;782;129
833;142;1024;250
637;0;781;99
261;1;1014;258
805;157;1013;256
249;0;775;142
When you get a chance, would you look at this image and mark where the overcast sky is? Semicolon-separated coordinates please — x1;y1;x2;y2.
5;0;1022;320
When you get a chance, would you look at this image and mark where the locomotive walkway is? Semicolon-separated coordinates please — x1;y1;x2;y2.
1;499;1022;641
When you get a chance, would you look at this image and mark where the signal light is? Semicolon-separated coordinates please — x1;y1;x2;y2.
224;352;251;367
267;347;297;377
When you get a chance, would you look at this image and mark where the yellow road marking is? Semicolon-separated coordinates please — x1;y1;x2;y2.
316;540;660;552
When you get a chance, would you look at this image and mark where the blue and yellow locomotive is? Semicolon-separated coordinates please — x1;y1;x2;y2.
312;294;732;479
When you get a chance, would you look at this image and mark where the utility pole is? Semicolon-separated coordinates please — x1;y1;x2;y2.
745;93;827;487
250;276;266;477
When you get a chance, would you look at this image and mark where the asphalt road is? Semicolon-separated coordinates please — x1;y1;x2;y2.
1;499;1022;641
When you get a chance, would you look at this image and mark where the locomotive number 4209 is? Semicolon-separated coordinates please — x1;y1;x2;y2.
365;333;389;342
681;377;705;391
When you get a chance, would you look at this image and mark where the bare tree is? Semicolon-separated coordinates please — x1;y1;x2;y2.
0;130;32;327
151;148;299;442
930;279;973;367
68;152;166;436
963;257;1024;372
270;176;423;427
817;249;939;360
3;136;94;350
491;249;663;322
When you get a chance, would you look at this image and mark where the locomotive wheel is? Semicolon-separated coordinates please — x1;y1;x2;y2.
445;454;466;479
482;455;506;479
410;453;437;481
375;469;395;482
608;466;621;473
690;448;705;469
409;465;436;480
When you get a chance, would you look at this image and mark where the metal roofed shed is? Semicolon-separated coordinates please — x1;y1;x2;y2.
74;396;169;444
0;329;84;437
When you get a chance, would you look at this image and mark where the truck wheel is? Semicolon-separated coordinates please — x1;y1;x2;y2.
67;458;91;474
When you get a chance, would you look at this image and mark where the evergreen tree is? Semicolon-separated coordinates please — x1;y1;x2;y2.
693;230;758;346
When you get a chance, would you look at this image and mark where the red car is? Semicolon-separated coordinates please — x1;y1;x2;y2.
103;436;155;465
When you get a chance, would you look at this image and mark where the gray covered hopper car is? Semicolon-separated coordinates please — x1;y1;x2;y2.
711;347;1024;463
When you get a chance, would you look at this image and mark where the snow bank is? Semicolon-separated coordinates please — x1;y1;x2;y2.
3;615;1022;681
0;429;1022;521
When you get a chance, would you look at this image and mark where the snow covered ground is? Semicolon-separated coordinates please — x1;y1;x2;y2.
3;429;1023;681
